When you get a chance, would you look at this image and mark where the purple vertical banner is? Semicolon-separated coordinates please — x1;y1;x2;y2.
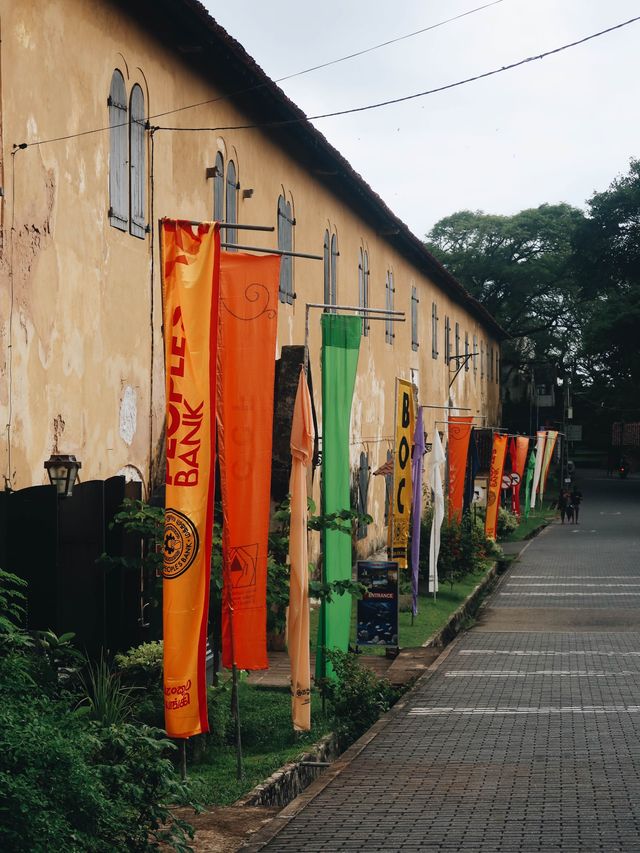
410;406;425;617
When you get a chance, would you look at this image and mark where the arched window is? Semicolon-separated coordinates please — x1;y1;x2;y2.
213;152;224;222
323;230;331;308
362;250;370;336
358;249;369;336
431;302;439;359
277;195;294;304
225;160;237;248
108;69;128;231
385;271;395;344
330;233;338;307
411;286;419;351
129;84;146;238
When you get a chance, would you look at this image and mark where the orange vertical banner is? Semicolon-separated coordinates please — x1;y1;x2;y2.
513;436;530;517
288;369;315;731
485;433;508;541
161;220;220;739
448;416;473;522
218;252;280;671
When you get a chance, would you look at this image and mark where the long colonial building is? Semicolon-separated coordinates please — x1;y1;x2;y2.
0;0;504;556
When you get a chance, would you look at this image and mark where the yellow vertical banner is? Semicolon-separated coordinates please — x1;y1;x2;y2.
485;433;508;541
161;220;220;739
390;379;415;568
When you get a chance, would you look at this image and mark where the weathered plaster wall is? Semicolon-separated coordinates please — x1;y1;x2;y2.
0;0;501;558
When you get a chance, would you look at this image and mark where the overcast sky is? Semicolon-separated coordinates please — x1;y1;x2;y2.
205;0;640;237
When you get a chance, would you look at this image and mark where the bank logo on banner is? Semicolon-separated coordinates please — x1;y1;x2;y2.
163;509;199;580
391;379;415;569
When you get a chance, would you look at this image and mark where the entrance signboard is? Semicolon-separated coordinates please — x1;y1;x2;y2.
356;561;399;648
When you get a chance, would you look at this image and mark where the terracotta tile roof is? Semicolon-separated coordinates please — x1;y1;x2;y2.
127;0;508;340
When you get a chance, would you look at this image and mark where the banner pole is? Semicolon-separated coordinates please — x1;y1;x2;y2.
228;600;244;781
179;739;187;781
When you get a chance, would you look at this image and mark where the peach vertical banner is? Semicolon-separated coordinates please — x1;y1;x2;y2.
513;436;530;516
218;252;280;672
540;430;559;500
161;220;220;739
485;433;508;541
288;369;315;731
448;416;473;522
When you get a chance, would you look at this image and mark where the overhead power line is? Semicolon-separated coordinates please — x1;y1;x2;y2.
152;0;509;121
14;13;640;150
14;0;506;147
154;15;640;132
273;0;507;84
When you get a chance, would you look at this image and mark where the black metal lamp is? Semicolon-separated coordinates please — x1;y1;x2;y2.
44;453;81;498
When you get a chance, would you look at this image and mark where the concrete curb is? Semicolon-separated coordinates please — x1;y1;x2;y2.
420;560;500;650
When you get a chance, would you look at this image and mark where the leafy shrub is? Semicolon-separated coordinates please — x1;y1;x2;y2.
419;508;501;586
115;640;164;689
0;570;196;852
497;507;519;537
78;654;138;725
322;649;400;748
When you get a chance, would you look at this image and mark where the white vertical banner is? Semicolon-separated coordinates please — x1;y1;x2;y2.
429;429;446;596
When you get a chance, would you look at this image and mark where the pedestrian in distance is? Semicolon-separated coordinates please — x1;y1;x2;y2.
558;489;569;524
571;485;582;523
565;496;574;524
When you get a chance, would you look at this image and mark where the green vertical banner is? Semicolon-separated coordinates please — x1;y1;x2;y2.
316;314;361;682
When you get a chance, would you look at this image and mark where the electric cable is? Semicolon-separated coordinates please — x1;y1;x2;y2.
154;15;640;133
12;0;507;148
13;13;640;150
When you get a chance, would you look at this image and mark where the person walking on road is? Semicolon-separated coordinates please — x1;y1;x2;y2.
571;485;583;523
558;489;569;524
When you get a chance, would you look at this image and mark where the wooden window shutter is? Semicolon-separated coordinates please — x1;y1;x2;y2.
129;84;146;239
363;251;370;336
411;286;419;351
323;230;331;308
225;160;237;249
108;70;128;231
213;152;224;221
330;233;338;307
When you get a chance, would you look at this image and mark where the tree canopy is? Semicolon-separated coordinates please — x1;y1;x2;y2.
425;161;640;420
425;203;585;374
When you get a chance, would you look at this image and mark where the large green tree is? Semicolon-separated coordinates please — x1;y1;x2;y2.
425;203;586;374
574;159;640;411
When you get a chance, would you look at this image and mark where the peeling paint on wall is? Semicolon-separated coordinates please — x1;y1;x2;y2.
119;385;137;446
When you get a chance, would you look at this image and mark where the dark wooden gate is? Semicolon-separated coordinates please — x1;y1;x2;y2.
0;476;145;656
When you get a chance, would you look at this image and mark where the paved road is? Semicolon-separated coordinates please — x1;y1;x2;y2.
258;471;640;852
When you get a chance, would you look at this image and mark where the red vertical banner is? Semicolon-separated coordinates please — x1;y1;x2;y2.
218;252;280;671
448;416;473;522
485;433;508;541
161;220;220;739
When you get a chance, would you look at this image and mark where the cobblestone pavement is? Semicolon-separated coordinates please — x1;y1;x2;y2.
256;472;640;851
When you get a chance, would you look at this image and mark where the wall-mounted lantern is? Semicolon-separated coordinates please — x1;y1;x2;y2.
44;454;82;498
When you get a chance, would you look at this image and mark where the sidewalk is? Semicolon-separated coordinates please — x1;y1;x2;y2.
248;470;640;851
